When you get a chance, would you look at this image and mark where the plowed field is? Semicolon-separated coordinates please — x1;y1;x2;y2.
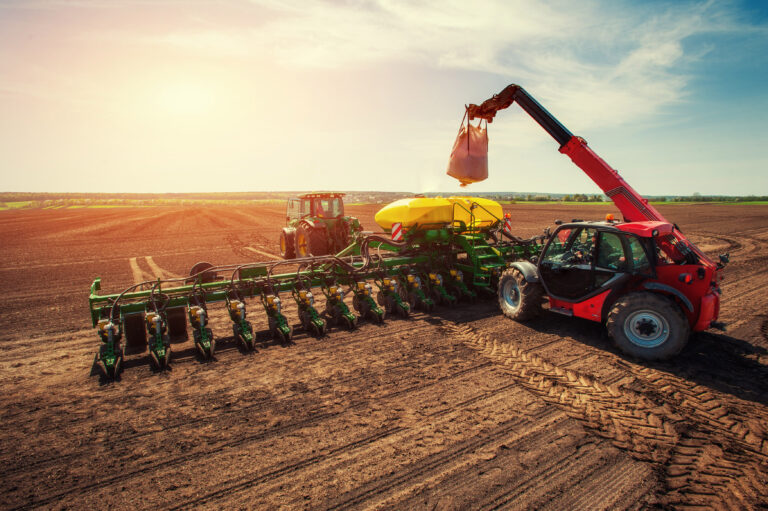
0;203;766;510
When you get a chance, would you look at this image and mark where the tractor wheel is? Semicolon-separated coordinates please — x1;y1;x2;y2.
280;229;296;259
295;224;328;257
498;268;543;321
607;292;690;360
397;302;410;318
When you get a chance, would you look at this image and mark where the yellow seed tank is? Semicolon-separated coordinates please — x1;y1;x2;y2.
374;196;503;232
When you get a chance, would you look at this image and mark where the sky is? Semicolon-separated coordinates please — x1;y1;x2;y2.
1;0;767;196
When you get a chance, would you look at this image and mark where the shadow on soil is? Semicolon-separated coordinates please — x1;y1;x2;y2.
431;299;768;408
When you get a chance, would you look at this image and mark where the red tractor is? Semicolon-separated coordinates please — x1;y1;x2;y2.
465;85;728;360
280;193;362;258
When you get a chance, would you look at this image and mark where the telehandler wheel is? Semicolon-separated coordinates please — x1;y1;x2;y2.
280;230;296;259
497;268;543;321
607;292;690;360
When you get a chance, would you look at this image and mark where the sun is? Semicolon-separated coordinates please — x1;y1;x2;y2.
155;82;214;115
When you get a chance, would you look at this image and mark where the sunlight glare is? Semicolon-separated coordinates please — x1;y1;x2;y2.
156;81;215;115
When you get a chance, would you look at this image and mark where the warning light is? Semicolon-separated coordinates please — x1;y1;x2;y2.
505;213;511;219
678;273;694;284
605;214;615;222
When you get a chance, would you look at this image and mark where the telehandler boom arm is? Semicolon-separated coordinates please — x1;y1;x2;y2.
467;84;713;265
467;84;666;224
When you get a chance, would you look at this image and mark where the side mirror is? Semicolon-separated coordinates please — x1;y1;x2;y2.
717;252;730;269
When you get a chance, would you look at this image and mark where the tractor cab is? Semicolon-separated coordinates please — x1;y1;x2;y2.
538;221;656;301
287;193;345;222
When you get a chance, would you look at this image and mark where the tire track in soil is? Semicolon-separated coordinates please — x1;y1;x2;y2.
628;363;768;456
2;318;434;473
447;323;768;510
1;342;469;480
0;312;434;429
11;360;494;510
165;426;409;511
168;381;527;510
145;256;181;279
128;256;153;284
225;233;276;260
327;411;560;511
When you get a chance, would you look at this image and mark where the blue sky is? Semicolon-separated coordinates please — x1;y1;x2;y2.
0;0;767;195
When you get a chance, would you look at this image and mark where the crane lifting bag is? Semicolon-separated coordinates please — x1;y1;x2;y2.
447;122;488;186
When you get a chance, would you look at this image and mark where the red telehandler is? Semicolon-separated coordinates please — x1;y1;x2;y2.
464;84;728;360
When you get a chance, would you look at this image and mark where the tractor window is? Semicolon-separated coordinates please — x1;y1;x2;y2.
315;198;343;218
596;232;627;271
329;197;343;217
300;199;311;217
627;235;652;272
287;199;300;220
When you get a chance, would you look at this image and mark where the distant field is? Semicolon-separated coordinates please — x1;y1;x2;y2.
2;198;767;210
0;198;287;210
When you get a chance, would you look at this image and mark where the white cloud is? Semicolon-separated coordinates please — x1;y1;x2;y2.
129;0;762;130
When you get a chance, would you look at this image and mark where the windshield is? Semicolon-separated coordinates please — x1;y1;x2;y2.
315;197;343;217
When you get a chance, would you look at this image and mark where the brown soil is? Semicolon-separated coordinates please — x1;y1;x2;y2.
0;203;766;510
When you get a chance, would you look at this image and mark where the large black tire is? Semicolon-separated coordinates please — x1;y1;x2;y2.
280;229;296;259
296;224;329;257
606;292;690;360
497;268;543;321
